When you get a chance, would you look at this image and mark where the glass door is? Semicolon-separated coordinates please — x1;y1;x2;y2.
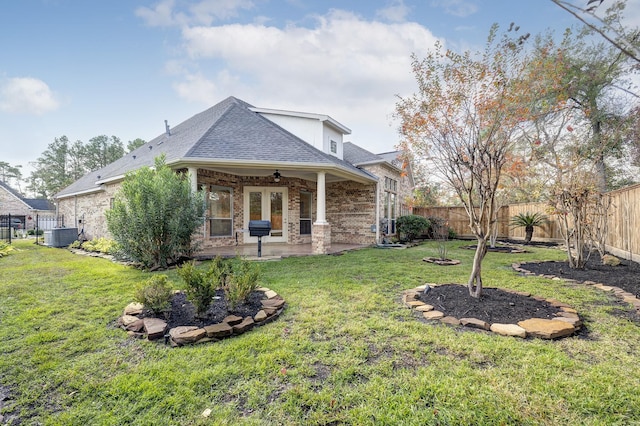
244;186;288;243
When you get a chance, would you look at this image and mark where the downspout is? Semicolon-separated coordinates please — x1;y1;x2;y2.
375;179;380;243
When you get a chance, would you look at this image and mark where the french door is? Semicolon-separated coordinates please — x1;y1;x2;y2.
243;186;288;243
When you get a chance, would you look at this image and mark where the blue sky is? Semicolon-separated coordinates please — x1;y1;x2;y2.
1;0;637;184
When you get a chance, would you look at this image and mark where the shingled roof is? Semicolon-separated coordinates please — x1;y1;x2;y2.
56;96;376;198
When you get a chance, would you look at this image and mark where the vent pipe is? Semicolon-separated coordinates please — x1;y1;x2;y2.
165;120;171;136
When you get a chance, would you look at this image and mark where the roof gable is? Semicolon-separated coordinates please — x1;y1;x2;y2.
0;181;53;210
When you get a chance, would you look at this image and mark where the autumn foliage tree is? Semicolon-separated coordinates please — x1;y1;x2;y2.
396;25;542;298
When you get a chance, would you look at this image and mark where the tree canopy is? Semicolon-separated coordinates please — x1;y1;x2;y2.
396;25;542;298
27;135;144;199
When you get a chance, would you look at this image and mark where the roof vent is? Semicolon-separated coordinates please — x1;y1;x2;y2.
165;120;171;136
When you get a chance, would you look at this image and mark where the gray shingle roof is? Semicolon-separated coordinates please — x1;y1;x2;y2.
56;96;375;198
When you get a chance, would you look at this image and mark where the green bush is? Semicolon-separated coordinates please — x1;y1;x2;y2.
81;237;119;254
396;215;431;242
225;259;260;310
0;241;14;258
177;257;261;314
177;261;216;316
134;275;174;314
106;155;205;270
27;229;44;236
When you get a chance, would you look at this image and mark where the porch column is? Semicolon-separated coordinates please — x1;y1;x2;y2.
187;167;198;192
313;171;331;254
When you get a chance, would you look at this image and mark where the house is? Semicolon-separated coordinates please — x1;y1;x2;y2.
0;181;56;230
55;96;414;254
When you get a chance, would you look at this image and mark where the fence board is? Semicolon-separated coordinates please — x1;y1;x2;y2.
412;183;640;261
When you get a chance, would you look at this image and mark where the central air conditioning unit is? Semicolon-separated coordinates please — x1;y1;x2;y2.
44;228;78;248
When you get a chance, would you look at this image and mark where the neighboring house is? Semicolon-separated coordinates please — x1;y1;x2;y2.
0;181;56;230
55;96;414;254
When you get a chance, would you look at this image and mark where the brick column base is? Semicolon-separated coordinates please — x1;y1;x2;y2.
312;222;331;254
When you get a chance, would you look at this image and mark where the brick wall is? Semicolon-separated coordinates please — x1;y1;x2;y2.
326;180;377;245
56;169;384;248
56;183;121;240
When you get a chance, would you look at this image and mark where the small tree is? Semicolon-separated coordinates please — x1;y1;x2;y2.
510;212;548;243
106;155;205;270
396;25;540;298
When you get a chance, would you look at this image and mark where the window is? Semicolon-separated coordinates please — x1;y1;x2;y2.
300;191;312;235
209;186;233;237
330;140;338;154
382;177;398;235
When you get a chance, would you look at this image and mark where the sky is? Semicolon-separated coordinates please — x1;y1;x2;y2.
1;0;639;187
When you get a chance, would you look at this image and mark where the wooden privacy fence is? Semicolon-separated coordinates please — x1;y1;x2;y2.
413;183;640;262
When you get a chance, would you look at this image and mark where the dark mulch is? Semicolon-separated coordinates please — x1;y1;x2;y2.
520;252;640;298
417;250;640;328
140;290;266;329
417;284;562;324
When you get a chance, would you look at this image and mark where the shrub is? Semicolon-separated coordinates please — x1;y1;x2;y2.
0;241;14;258
27;229;44;236
225;259;260;310
177;261;215;316
177;257;261;314
134;275;174;314
396;215;430;242
81;237;119;254
106;155;205;270
208;256;233;288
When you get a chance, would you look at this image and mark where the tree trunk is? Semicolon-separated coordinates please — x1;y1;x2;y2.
468;238;488;298
525;225;534;243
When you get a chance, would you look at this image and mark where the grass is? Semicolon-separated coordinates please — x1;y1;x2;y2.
1;239;640;425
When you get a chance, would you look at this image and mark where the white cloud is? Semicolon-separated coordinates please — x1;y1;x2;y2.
431;0;478;18
0;77;60;115
376;0;410;23
167;9;442;151
136;0;254;27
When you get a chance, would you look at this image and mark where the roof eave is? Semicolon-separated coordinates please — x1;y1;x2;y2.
55;186;105;200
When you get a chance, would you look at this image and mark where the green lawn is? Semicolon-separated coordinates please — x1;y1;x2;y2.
1;240;639;425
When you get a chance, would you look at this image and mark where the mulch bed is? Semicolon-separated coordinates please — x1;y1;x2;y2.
139;290;266;329
519;252;640;298
418;249;640;328
417;284;562;324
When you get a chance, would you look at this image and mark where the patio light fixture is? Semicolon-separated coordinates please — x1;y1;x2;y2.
273;170;281;182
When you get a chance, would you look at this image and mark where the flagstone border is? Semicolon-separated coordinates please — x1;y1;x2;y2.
402;283;581;339
117;287;285;347
513;261;640;314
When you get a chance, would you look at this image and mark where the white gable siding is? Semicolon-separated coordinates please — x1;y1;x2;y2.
323;125;343;160
256;111;345;160
258;113;323;150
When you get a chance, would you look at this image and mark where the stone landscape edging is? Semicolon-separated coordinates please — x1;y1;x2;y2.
117;287;285;346
402;283;582;339
513;261;640;314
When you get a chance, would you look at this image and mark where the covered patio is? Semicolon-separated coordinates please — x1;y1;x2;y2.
194;242;371;260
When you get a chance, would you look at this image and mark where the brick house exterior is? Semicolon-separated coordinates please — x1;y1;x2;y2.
0;181;55;230
55;97;414;254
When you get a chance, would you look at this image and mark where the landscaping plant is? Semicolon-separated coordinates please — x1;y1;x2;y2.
0;241;14;258
133;274;174;315
224;258;260;310
106;154;205;270
396;215;430;242
177;260;215;316
510;211;548;243
396;25;550;297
